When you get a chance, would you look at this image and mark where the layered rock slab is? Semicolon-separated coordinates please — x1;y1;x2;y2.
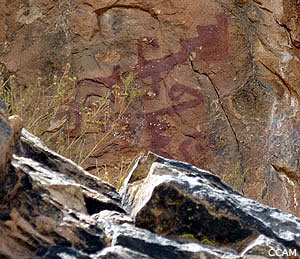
120;152;300;255
0;126;299;258
93;210;241;259
0;129;124;258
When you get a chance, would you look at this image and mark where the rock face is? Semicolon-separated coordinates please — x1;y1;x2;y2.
1;130;300;258
0;100;13;176
1;0;300;216
0;100;21;181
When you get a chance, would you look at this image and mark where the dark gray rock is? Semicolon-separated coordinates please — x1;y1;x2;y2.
241;235;289;259
0;99;13;179
35;245;91;259
93;210;241;259
94;246;152;259
0;129;126;258
120;152;300;256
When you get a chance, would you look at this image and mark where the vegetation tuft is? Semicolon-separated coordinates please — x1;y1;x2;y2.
0;64;142;185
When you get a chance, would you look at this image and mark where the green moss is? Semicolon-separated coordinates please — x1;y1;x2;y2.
201;238;215;246
181;233;197;240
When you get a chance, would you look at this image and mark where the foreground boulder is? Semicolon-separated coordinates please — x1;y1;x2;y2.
0;129;122;258
93;210;241;259
120;152;300;256
1;127;300;258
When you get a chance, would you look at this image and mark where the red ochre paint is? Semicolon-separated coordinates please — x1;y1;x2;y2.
77;13;229;161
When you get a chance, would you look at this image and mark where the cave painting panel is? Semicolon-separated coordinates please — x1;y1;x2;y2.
77;13;229;163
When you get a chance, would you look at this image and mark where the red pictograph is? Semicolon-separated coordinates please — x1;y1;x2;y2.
76;13;229;161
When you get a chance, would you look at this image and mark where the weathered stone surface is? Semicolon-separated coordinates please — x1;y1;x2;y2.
0;101;20;181
0;100;12;174
120;152;300;255
1;0;300;218
0;122;299;258
95;245;152;259
93;209;290;258
17;129;125;214
93;210;241;259
35;246;91;259
0;129;129;258
0;126;241;258
240;235;288;259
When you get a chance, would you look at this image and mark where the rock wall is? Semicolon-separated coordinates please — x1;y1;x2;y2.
1;0;300;216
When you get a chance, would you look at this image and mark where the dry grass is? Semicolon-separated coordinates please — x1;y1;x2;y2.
0;64;141;184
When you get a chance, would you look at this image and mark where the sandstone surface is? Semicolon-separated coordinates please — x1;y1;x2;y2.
1;0;300;216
